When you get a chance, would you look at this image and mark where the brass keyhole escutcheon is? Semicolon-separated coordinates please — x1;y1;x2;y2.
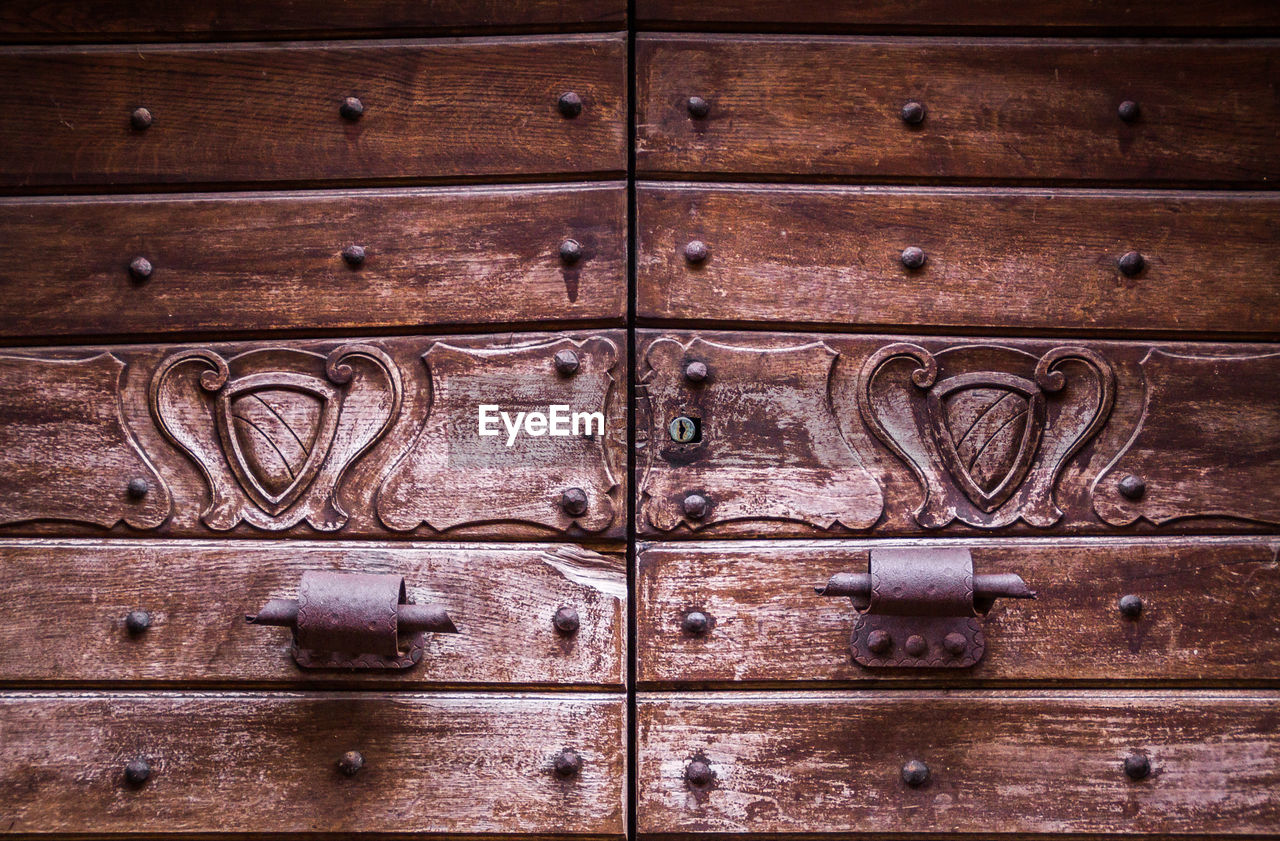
668;415;701;444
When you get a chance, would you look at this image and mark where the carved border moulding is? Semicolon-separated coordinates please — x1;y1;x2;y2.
376;336;619;533
858;343;1115;529
639;337;882;532
0;353;170;528
150;344;401;531
1094;350;1280;526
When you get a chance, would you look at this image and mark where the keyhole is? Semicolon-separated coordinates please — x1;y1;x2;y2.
669;415;701;444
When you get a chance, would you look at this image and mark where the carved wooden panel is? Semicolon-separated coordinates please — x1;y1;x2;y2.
0;183;626;339
637;692;1280;836
1;692;625;836
0;35;626;187
637;330;1280;537
637;36;1280;182
637;537;1280;686
637;184;1280;336
0;330;625;540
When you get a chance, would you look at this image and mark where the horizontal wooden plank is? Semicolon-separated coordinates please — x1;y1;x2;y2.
637;537;1280;686
637;690;1280;836
0;540;624;687
2;691;625;836
0;330;626;540
0;0;625;42
637;184;1280;336
636;35;1280;183
637;330;1280;537
0;34;626;188
636;0;1280;30
0;183;626;339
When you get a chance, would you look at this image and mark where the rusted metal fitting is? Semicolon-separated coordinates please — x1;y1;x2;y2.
1119;594;1144;618
554;349;580;376
685;758;714;788
1117;473;1146;499
338;750;365;776
561;487;589;516
682;492;709;520
817;547;1035;668
124;757;151;786
684;361;708;383
1118;100;1141;122
687;96;710;119
130;107;153;130
1118;251;1145;277
247;571;457;670
900;100;926;125
900;246;927;270
682;610;712;635
554;748;583;778
128;256;153;282
125;610;151;634
339;96;364;121
1124;752;1151;780
341;244;366;268
683;240;709;264
554;606;580;635
901;759;929;787
126;477;150;499
558;91;583;118
559;238;583;264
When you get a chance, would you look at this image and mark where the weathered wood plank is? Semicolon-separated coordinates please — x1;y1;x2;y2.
0;34;626;188
0;0;626;42
637;691;1280;836
0;540;624;687
636;0;1280;30
637;184;1280;336
0;330;626;540
637;537;1280;686
0;183;625;339
637;330;1280;537
2;692;625;836
636;36;1280;183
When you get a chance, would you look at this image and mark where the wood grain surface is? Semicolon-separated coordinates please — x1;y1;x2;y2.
636;0;1280;31
0;0;625;42
0;330;626;540
637;330;1280;537
636;35;1280;183
637;184;1280;336
637;537;1280;686
1;34;626;189
1;691;625;836
637;690;1280;836
0;540;624;687
0;183;625;339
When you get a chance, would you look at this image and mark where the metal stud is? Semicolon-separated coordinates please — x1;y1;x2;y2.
554;748;583;778
130;107;153;131
1123;753;1151;781
125;610;151;634
900;246;927;270
900;100;926;125
561;487;588;517
1118;100;1141;123
1118;251;1145;277
683;240;709;264
943;632;967;656
687;96;710;119
901;759;930;787
128;257;153;282
126;477;150;499
559;238;583;264
341;244;366;268
685;758;714;787
339;97;364;121
1117;473;1146;500
558;91;583;118
1119;594;1144;619
682;492;709;520
682;610;711;635
905;634;928;657
554;349;580;376
554;606;580;635
684;361;708;383
338;750;364;777
124;757;151;786
867;629;893;655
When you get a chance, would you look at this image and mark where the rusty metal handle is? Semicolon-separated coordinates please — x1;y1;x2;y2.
247;599;457;635
816;572;1036;601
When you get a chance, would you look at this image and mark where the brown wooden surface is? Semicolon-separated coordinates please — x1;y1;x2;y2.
636;35;1280;183
0;183;625;339
0;540;624;688
636;0;1280;31
0;0;625;42
1;691;625;836
637;690;1280;836
0;330;626;540
0;34;625;189
637;184;1280;336
637;330;1280;537
637;537;1280;686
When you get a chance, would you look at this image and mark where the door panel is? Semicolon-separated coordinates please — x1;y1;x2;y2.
0;34;626;188
637;184;1280;336
638;691;1280;836
0;330;626;539
638;330;1280;537
0;183;626;339
1;692;626;836
637;35;1280;183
